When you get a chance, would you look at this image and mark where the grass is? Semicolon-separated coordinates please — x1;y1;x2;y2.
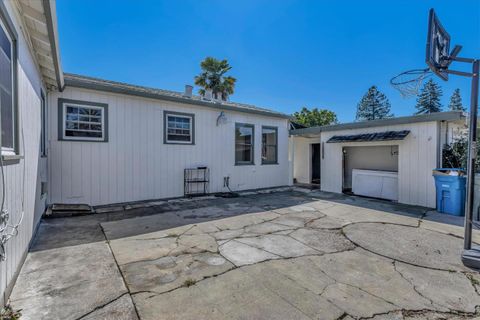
0;305;21;320
183;278;196;287
166;233;179;238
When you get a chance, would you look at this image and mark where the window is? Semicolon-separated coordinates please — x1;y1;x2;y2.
40;91;46;156
58;98;108;142
262;126;278;164
0;16;15;154
235;123;254;165
164;111;194;144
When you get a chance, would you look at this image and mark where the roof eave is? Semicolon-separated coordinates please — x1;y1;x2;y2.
290;111;467;136
64;75;292;120
42;0;64;90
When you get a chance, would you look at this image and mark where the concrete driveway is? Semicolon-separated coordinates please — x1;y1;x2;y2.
9;189;480;319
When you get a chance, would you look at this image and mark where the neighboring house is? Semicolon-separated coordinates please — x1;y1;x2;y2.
48;74;291;206
290;111;467;208
0;0;63;305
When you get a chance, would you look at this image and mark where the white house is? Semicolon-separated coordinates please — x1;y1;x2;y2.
0;0;63;305
0;0;294;304
0;0;472;308
47;74;292;206
290;112;467;208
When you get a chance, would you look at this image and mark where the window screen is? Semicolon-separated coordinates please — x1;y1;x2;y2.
262;126;277;164
62;102;106;141
164;112;194;144
0;19;14;152
235;123;254;165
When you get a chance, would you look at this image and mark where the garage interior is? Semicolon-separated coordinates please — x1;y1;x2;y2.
342;145;399;201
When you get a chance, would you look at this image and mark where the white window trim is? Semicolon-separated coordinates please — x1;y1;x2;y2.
62;103;105;141
165;113;193;144
0;16;15;156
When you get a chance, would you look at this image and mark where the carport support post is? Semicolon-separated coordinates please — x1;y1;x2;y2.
462;60;479;268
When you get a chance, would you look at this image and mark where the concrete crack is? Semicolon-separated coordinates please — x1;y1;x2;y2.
76;292;129;320
392;261;437;308
341;221;460;272
99;224;141;320
358;308;480;320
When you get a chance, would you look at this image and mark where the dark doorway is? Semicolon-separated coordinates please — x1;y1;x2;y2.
311;143;321;185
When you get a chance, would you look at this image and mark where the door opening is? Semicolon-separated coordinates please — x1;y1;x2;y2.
342;145;399;200
311;143;321;185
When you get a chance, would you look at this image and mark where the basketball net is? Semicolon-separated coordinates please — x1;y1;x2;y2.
390;68;432;98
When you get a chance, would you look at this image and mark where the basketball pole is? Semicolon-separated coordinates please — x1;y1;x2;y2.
461;59;480;268
464;59;479;250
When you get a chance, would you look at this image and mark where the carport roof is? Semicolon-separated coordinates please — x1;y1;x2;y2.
290;111;466;136
327;130;410;143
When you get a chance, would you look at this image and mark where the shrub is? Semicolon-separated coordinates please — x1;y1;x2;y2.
442;133;480;170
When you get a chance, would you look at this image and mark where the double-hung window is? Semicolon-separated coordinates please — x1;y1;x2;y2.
164;111;194;144
0;16;15;155
262;126;278;164
235;123;254;165
59;98;108;142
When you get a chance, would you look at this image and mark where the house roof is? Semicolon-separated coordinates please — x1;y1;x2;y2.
14;0;64;90
63;73;292;119
326;130;410;143
290;111;466;136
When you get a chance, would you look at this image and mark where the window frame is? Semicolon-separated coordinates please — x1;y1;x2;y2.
163;111;195;145
261;126;278;165
235;123;255;166
0;3;18;156
58;98;109;142
40;90;47;156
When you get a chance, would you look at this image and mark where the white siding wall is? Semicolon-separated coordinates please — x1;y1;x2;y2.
0;1;47;304
320;122;439;208
292;136;320;184
48;87;291;206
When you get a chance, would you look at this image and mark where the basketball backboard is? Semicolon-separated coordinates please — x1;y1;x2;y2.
426;9;450;80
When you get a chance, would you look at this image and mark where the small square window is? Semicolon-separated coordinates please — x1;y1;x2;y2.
59;99;108;142
164;111;194;144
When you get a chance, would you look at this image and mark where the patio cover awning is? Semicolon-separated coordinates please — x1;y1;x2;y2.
326;130;410;143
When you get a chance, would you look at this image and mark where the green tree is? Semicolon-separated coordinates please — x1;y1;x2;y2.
293;107;338;127
448;88;465;112
415;79;443;114
355;86;393;121
194;57;236;100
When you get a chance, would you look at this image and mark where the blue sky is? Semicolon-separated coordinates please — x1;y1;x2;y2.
56;0;480;123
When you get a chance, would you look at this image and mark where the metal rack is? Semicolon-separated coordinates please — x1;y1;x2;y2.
184;167;209;197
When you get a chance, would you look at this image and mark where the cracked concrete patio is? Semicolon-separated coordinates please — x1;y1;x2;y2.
8;188;480;319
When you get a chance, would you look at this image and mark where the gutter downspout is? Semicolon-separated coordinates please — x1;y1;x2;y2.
42;0;64;91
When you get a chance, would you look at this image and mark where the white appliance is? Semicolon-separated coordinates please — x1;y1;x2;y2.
352;169;398;201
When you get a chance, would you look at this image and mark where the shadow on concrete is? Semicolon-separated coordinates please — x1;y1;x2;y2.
30;189;467;252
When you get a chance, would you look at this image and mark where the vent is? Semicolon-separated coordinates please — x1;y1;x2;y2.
184;85;193;98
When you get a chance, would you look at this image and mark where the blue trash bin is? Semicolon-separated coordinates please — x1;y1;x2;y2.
432;169;466;216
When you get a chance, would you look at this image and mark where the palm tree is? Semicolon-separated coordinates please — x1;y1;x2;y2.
194;57;236;100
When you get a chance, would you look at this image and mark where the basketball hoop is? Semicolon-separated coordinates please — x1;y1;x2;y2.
390;68;432;98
